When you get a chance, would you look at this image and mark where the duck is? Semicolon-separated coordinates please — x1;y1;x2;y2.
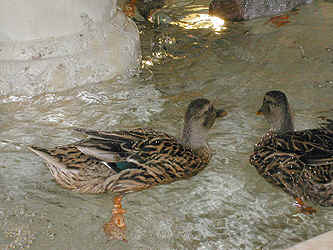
29;98;227;240
209;0;308;26
250;90;333;214
122;0;166;23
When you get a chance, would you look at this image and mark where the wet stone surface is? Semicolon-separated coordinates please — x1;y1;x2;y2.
1;0;333;249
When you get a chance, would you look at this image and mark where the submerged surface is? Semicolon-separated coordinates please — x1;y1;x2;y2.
1;0;333;249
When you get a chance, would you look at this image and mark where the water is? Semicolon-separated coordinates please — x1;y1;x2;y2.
1;0;333;249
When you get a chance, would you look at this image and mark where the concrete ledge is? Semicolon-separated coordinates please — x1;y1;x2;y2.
286;231;333;250
0;0;141;96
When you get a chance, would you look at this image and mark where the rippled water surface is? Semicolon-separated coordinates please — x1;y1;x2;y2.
1;0;333;249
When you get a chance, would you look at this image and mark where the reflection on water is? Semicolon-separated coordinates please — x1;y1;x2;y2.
1;0;333;249
172;14;226;33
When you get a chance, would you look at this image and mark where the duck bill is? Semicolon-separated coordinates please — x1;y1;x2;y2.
256;106;264;115
216;109;228;118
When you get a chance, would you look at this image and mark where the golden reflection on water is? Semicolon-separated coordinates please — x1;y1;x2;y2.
172;14;225;33
142;59;154;67
3;1;333;249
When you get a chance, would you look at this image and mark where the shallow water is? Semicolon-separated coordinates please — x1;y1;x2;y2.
1;0;333;249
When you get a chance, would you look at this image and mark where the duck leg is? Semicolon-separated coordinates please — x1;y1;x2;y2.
295;197;316;215
104;195;127;241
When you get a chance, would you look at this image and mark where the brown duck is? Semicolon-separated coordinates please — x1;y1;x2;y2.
250;90;333;214
29;98;227;240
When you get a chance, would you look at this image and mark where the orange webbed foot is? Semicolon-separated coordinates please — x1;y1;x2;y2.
294;197;317;215
104;196;127;241
265;14;290;27
265;8;299;27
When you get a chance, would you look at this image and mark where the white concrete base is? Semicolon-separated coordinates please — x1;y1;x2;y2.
0;0;141;96
286;231;333;250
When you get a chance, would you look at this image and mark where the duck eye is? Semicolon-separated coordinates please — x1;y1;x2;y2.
265;99;273;105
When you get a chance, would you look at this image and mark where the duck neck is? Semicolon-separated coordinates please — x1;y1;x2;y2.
273;107;294;133
181;122;208;150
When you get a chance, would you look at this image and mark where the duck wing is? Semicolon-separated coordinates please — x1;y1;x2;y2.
28;128;164;172
74;127;164;142
74;128;210;193
30;127;209;194
250;128;333;199
278;129;333;170
300;149;333;167
73;127;173;162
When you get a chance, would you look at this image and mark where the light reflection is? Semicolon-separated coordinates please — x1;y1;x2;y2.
142;59;154;66
172;14;225;32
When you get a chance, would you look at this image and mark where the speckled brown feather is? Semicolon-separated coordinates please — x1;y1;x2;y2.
28;98;226;241
29;127;212;194
250;127;333;206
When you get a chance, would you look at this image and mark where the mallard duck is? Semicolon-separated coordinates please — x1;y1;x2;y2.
29;98;227;240
122;0;166;22
209;0;307;24
250;90;333;214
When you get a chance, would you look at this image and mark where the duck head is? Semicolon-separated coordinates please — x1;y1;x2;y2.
182;98;227;149
257;90;294;133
